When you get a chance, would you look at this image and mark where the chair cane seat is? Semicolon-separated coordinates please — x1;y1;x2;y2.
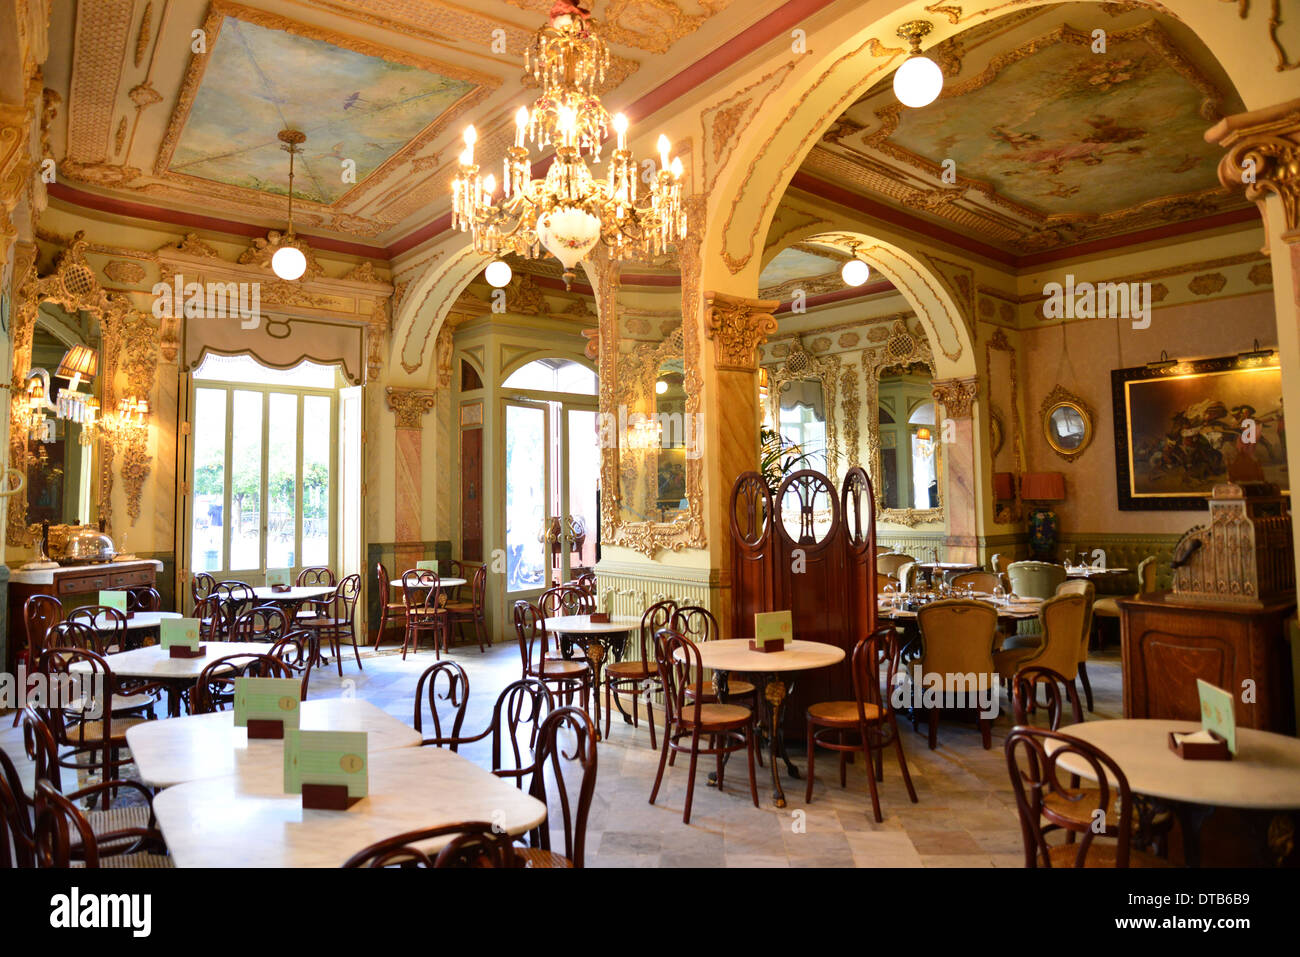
76;852;174;869
606;659;657;678
1045;842;1170;868
540;660;588;679
1043;791;1173;833
83;805;153;851
65;715;148;745
678;703;752;729
516;847;572;868
444;600;475;612
807;700;882;725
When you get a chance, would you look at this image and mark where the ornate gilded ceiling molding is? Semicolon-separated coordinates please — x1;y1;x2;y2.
65;0;133;164
931;375;978;420
237;231;325;280
1209;96;1300;243
700;60;798;191
385;387;437;430
433;292;490;388
702;290;779;372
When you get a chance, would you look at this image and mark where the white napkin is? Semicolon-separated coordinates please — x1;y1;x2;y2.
1172;730;1218;745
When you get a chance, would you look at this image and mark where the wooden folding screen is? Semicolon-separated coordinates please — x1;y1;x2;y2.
729;466;880;738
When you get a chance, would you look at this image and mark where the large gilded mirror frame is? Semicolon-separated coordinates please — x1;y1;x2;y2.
7;234;139;546
864;318;944;528
594;256;705;558
764;337;842;488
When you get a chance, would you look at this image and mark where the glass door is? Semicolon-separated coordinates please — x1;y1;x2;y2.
504;399;550;601
561;405;599;582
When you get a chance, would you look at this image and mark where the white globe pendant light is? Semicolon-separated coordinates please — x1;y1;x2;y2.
893;20;943;109
485;260;513;287
842;258;871;287
271;245;307;281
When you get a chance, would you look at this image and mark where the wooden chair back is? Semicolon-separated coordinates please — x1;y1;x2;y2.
191;653;293;714
22;594;62;667
876;553;915;577
524;705;597;868
0;745;35;868
670;605;718;643
268;630;318;700
230;604;289;643
195;594;223;640
654;627;704;729
45;620;102;655
1011;665;1072;731
343;822;518;868
191;572;216;605
296;566;336;588
413;660;469;742
1005;726;1137;867
67;604;126;652
639;599;677;665
538;584;593;618
402;569;442;617
849;625;902;724
127;587;162;613
513;600;551;678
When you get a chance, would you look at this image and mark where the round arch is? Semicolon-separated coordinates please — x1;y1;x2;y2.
499;350;598;388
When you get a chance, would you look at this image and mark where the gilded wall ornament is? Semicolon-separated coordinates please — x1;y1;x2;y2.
1210;96;1300;242
385;387;437;430
239;231;325;280
702;290;779;372
931;376;978;420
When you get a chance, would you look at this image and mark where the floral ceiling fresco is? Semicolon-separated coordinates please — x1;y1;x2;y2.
168;15;478;204
885;34;1225;218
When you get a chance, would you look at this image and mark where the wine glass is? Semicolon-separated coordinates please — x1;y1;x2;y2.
993;583;1005;605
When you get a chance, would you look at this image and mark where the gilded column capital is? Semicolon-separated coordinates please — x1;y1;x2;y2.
1207;97;1300;244
931;376;979;420
385;386;437;430
702;290;780;372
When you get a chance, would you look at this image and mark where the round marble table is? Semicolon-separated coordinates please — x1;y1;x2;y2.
151;745;547;867
70;641;277;716
544;614;641;738
1050;719;1300;865
126;698;421;788
390;578;467;590
679;639;846;807
85;610;183;652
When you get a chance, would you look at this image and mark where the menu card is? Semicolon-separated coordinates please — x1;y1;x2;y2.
99;590;128;613
233;677;301;730
416;559;439;572
753;610;793;646
265;568;292;588
284;729;368;798
1197;679;1237;754
160;617;201;651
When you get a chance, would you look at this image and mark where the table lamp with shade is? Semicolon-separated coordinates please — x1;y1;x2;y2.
1020;471;1065;560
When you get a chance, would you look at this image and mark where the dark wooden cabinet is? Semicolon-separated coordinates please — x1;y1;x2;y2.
5;560;161;672
1118;591;1297;734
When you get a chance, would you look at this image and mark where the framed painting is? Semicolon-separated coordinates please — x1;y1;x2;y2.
1112;352;1286;510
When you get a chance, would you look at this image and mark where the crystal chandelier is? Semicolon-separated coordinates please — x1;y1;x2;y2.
452;9;686;288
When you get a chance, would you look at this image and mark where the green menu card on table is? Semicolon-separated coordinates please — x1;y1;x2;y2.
1197;679;1237;754
233;677;301;730
416;560;439;572
284;729;369;798
160;617;201;652
754;610;793;646
265;568;291;587
98;590;128;613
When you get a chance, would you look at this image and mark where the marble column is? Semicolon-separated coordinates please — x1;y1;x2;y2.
931;375;980;564
1209;97;1300;578
700;290;779;633
385;387;436;575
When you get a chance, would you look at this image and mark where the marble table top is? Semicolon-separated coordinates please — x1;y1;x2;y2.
152;745;548;867
69;641;275;680
251;585;336;602
1064;566;1129;578
126;698;421;788
8;558;163;585
915;562;981;571
544;614;640;634
879;598;1042;620
87;611;182;631
679;638;845;674
391;578;467;589
1049;719;1300;810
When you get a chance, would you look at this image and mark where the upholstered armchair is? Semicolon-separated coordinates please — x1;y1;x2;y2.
917;599;999;749
1057;579;1096;712
1006;561;1067;598
994;593;1088;723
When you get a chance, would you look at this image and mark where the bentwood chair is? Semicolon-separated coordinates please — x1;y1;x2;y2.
343;822;519;868
649;627;760;824
917;599;999;750
373;562;409;650
127;587;162;613
401;569;450;660
994;593;1088;724
1056;579;1097;712
603;599;674;746
303;574;364;675
230;604;289;643
805;626;918;822
514;601;591;709
20;708;157;858
191;572;217;606
0;744;37;867
268;630;320;701
575;571;597;596
190;653;294;715
1010;666;1173;854
13;596;62;727
296;566;336;588
421;679;555;789
439;560;468;601
538;584;594;618
33;779;170;869
195;594;224;641
213;581;257;637
513;706;598;868
34;647;162;809
445;564;488;652
58;611;159;718
413;661;469;743
671;605;759;713
1005;726;1169;868
66;606;127;655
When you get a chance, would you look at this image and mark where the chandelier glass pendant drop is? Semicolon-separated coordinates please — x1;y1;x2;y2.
451;6;686;288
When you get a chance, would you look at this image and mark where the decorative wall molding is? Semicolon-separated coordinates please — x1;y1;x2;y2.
385;387;437;429
702;290;779;372
1209;96;1300;244
931;375;978;420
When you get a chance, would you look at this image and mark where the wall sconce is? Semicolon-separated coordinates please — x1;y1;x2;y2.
23;370;56;443
101;395;150;447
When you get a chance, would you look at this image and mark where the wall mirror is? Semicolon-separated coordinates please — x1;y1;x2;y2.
1041;385;1093;462
25;302;101;528
865;319;943;526
764;338;840;485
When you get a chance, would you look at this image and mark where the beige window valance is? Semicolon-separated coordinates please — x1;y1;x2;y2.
181;313;368;385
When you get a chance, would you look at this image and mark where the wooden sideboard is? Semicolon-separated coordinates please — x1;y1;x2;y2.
1118;591;1297;734
5;559;162;673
